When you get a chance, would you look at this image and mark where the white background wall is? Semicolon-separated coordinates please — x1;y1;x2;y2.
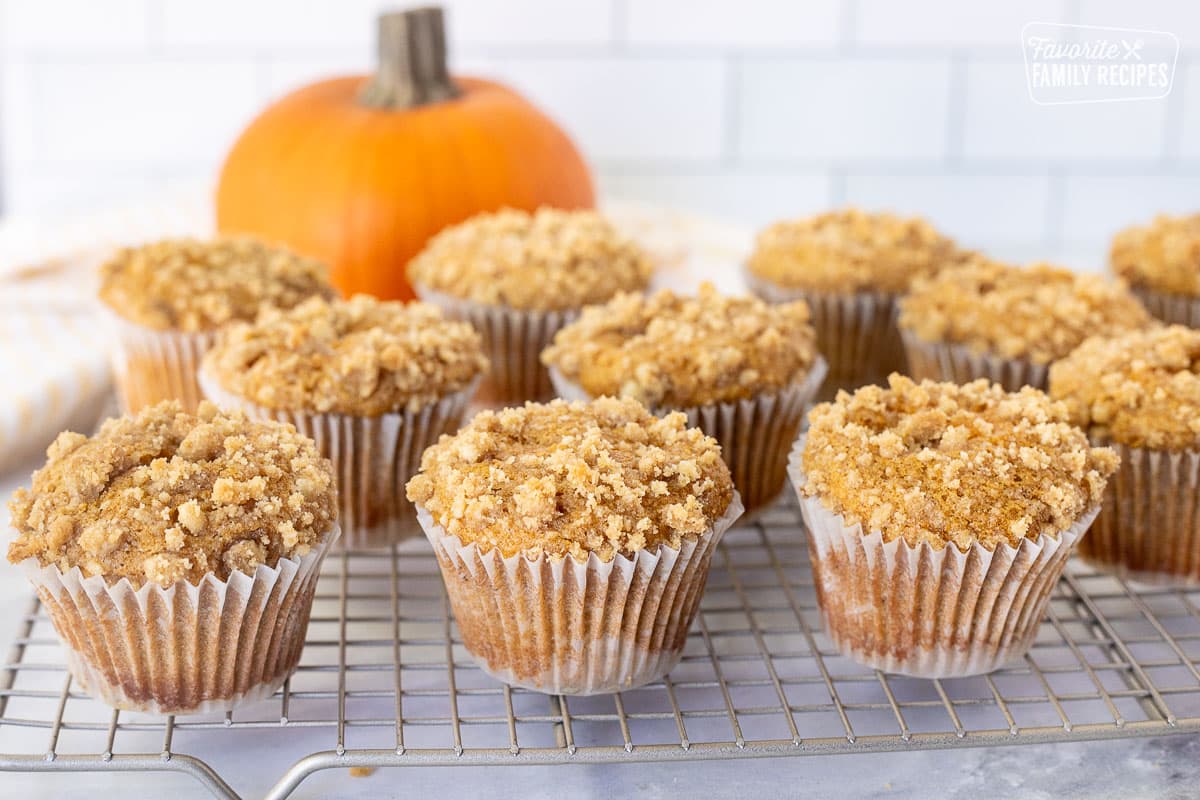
1;0;1199;271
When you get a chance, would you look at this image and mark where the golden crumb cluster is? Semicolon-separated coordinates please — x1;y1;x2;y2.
800;375;1117;551
406;397;734;561
203;295;488;416
7;402;337;587
1049;326;1200;451
899;258;1151;364
99;237;334;332
1111;213;1200;297
746;208;966;294
541;283;819;407
406;207;654;312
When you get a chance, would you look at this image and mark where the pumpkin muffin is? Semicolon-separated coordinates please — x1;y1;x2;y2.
407;207;655;404
200;294;487;547
8;400;338;712
98;236;335;414
790;375;1117;677
899;257;1152;391
1050;326;1200;583
745;208;967;398
1111;213;1200;327
407;397;742;694
542;283;825;513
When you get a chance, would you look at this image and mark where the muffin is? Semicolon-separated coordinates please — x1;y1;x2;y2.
1111;213;1200;327
790;375;1117;677
7;401;338;713
406;397;742;695
199;294;488;548
541;283;825;513
744;208;966;398
99;236;335;413
1050;326;1200;584
899;257;1152;392
406;207;654;405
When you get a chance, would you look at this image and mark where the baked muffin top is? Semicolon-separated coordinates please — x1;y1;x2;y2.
1049;325;1200;451
800;375;1117;551
99;237;335;332
203;295;488;416
746;208;966;294
899;258;1152;364
7;402;337;588
1111;213;1200;297
406;397;735;561
406;207;654;312
541;283;819;407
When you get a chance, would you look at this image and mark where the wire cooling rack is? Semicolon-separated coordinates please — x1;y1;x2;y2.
3;495;1200;800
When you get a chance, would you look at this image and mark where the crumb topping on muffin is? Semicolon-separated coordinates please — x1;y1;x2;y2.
98;237;335;332
899;258;1152;364
406;207;654;312
1111;213;1200;297
800;375;1117;551
1049;325;1200;450
746;208;966;294
203;295;488;416
541;283;819;407
406;397;735;561
7;401;337;587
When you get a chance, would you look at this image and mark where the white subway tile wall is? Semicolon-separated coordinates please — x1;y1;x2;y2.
1;0;1198;270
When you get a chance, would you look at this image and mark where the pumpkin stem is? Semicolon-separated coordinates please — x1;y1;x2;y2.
359;6;461;109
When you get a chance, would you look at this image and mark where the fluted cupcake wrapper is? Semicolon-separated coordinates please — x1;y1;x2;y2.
1132;286;1200;329
788;443;1094;678
1080;440;1200;586
548;360;827;515
899;329;1050;392
18;526;338;714
416;494;743;695
101;306;216;414
743;269;900;400
200;370;479;549
413;284;577;406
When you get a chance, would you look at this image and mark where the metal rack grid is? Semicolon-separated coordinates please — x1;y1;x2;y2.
3;495;1200;800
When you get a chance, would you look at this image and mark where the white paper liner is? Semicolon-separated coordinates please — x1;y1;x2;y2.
1081;439;1200;586
100;305;216;414
743;268;900;399
19;526;338;714
899;329;1050;392
1132;286;1200;329
412;284;577;406
548;359;827;514
199;369;479;549
416;493;744;695
787;441;1096;678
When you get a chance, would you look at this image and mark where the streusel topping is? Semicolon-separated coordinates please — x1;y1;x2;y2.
746;208;966;294
800;375;1117;551
406;397;735;561
541;283;819;407
7;401;337;587
203;295;488;416
99;237;335;332
899;258;1151;364
406;208;654;312
1049;326;1200;451
1111;213;1200;297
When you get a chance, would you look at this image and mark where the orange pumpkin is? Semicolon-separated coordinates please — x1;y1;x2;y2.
216;7;595;301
